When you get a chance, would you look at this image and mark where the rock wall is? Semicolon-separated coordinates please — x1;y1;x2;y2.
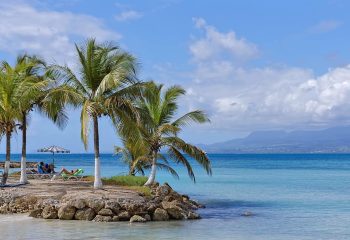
0;183;203;223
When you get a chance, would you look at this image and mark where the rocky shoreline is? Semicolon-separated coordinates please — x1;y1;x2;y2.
0;181;203;223
0;161;37;168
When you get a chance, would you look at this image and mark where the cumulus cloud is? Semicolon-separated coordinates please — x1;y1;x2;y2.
190;17;259;62
181;18;350;134
115;10;143;21
0;1;121;64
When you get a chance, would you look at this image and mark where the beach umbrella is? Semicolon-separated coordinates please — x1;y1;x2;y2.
37;145;70;166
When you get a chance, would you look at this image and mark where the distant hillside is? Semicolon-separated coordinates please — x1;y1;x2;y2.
201;126;350;153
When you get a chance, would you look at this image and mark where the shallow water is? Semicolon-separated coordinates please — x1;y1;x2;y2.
1;153;350;240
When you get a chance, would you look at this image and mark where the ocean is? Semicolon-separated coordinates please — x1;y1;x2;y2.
1;153;350;240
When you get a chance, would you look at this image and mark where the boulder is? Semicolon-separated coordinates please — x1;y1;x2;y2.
112;215;120;222
29;208;43;218
98;208;113;216
58;205;76;220
69;198;86;209
144;214;151;221
0;203;9;214
105;200;120;214
152;208;169;221
75;208;96;221
117;211;130;221
86;199;105;213
93;215;112;222
129;215;147;223
187;211;200;220
155;183;172;196
146;203;157;213
161;201;185;220
42;206;58;219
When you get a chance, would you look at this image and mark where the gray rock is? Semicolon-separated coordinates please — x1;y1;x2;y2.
112;215;120;222
117;211;130;221
147;203;157;213
86;199;105;213
152;208;169;221
156;183;172;196
98;208;113;216
69;198;86;209
29;208;42;218
93;215;112;222
144;214;151;221
58;205;76;220
42;206;58;219
0;203;9;214
105;200;120;214
161;201;185;220
129;215;146;223
75;208;96;221
187;211;201;220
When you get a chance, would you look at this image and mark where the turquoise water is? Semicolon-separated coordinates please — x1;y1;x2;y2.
1;153;350;239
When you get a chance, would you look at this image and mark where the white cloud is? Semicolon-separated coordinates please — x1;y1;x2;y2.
310;20;342;33
115;10;143;22
0;1;121;65
190;17;259;62
178;18;350;134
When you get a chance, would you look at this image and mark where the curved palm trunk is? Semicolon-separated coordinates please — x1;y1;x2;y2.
1;128;11;185
93;115;102;189
129;167;136;176
144;152;157;186
20;113;28;184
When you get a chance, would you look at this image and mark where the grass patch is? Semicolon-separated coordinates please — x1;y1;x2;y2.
125;186;152;197
102;175;148;186
83;175;151;196
83;175;148;187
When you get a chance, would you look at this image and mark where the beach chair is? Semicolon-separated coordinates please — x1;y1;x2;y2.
61;168;84;181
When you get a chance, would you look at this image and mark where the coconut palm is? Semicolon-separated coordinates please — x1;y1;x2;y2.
0;60;27;184
15;55;68;184
50;38;139;189
132;82;212;186
114;138;178;178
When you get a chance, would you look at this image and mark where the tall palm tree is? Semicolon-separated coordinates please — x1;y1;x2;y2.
50;38;139;189
0;60;26;184
133;82;212;186
15;55;68;184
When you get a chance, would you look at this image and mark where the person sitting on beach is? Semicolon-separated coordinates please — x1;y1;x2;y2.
46;164;55;174
37;162;48;174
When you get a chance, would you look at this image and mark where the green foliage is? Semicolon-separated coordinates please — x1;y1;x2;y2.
102;175;148;186
49;38;140;150
117;81;212;185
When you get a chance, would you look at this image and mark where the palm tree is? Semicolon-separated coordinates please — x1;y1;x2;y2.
15;55;67;184
50;38;139;189
133;82;212;186
114;138;178;178
0;60;26;184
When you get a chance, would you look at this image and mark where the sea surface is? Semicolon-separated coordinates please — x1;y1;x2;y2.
1;153;350;240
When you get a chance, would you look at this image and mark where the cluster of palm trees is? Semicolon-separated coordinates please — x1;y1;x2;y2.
0;38;212;189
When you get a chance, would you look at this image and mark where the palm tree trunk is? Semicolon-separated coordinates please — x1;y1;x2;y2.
144;152;157;186
93;115;102;189
1;128;11;185
20;113;28;184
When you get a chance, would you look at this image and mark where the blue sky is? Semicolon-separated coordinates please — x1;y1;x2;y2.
1;0;350;153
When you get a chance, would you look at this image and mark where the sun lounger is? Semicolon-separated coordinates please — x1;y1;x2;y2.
51;169;84;181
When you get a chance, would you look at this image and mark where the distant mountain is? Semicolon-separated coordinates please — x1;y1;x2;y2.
201;126;350;153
